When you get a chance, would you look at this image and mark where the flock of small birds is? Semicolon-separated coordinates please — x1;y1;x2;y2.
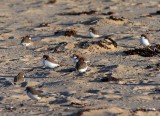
11;22;155;103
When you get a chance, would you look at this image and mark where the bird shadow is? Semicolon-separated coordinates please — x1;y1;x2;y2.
59;22;77;27
117;36;135;41
42;81;64;87
86;89;100;94
49;98;68;105
150;12;160;16
59;91;73;97
20;82;28;87
57;68;75;73
22;66;42;73
123;83;160;86
0;96;4;101
32;33;56;41
116;36;137;48
0;77;12;87
74;34;90;39
98;64;117;73
26;71;50;78
59;17;100;26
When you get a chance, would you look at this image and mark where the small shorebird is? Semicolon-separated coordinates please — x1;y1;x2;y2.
25;86;46;101
89;27;101;38
75;57;88;73
21;35;32;47
42;55;60;69
140;34;150;47
14;72;25;85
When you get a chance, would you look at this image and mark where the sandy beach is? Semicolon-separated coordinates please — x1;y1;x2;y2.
0;0;160;115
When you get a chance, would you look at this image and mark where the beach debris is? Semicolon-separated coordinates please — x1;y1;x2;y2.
48;42;68;53
54;30;62;35
26;68;34;72
5;106;16;112
145;63;160;72
59;10;97;15
100;73;121;82
8;36;15;39
132;108;156;113
19;103;24;107
54;29;77;37
65;29;77;37
101;11;115;16
141;14;153;18
78;41;91;49
38;22;50;27
108;16;127;21
156;10;160;14
153;87;160;93
78;37;117;49
97;37;117;48
124;44;160;57
46;0;56;4
71;102;88;107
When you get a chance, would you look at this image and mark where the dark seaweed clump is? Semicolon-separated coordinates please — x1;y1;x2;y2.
54;29;76;37
109;16;126;21
65;29;77;37
132;108;157;113
78;38;117;49
46;0;56;4
123;44;160;57
78;41;91;49
100;74;121;82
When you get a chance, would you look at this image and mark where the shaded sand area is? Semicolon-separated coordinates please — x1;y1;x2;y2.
0;0;160;115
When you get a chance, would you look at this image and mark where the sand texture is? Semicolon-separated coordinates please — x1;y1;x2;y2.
0;0;160;115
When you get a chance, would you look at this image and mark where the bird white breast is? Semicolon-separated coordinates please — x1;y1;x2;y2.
72;57;79;64
43;60;59;68
22;43;31;46
78;67;88;73
27;92;41;100
140;37;150;46
89;32;101;38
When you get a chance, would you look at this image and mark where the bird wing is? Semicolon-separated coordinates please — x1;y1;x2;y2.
76;61;87;70
14;76;17;84
48;58;59;64
21;38;25;44
30;89;46;97
93;29;99;35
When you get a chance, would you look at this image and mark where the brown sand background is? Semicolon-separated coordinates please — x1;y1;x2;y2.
0;0;160;115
